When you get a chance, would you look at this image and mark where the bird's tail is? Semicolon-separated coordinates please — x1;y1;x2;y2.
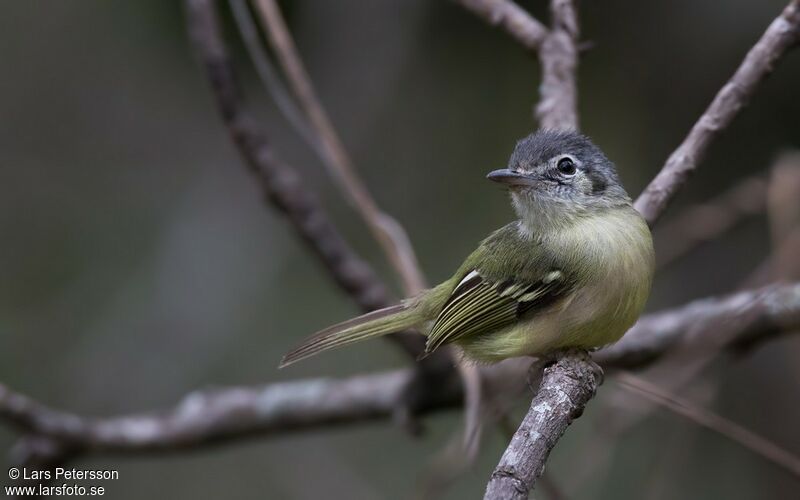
279;303;420;368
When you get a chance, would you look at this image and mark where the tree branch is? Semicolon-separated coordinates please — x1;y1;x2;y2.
452;0;576;129
595;282;800;369
184;0;427;358
535;0;579;130
483;351;601;499
1;284;798;462
0;370;457;454
615;372;800;479
228;0;318;150
252;0;426;296
451;0;549;51
634;0;800;225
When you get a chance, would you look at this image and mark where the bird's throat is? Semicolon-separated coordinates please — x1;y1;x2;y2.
512;192;580;238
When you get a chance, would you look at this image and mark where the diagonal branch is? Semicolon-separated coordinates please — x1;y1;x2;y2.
483;351;601;500
451;0;549;51
185;0;427;358
252;0;426;295
615;373;800;479
1;283;798;462
228;0;318;151
634;0;800;225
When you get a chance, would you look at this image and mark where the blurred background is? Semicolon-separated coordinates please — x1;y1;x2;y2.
1;0;799;498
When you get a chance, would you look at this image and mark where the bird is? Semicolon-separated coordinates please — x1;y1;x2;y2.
280;129;654;368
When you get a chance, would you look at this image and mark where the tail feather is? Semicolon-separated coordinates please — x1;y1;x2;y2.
279;303;419;368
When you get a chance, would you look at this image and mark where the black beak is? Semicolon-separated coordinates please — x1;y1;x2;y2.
486;169;536;187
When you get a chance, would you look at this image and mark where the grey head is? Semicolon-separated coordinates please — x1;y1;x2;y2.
488;130;631;219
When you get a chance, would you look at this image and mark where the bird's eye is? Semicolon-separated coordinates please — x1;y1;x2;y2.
557;157;577;176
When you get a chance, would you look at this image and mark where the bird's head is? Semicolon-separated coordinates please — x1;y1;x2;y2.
488;130;632;230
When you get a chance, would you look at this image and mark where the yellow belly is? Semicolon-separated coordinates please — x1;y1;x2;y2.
459;208;654;363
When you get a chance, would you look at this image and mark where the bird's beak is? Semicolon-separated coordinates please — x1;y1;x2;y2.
486;169;537;187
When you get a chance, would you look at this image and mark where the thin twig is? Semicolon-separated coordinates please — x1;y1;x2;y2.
451;0;549;50
1;284;798;462
483;351;602;500
228;0;319;151
252;0;426;296
185;0;427;359
634;0;800;225
616;372;800;479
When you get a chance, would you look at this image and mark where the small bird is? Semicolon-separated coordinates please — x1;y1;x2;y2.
280;130;654;367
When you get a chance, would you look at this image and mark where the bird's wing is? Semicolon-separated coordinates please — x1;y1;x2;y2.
424;268;567;354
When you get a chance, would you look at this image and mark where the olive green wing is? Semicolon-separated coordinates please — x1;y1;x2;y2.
424;268;567;355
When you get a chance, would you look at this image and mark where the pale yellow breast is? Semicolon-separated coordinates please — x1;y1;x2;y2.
459;207;654;362
557;208;655;347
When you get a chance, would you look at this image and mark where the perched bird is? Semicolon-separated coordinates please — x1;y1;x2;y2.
280;130;654;367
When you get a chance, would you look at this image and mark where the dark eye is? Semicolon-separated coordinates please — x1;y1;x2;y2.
557;157;577;176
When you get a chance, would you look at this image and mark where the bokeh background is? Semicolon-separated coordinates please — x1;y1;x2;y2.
1;0;799;498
